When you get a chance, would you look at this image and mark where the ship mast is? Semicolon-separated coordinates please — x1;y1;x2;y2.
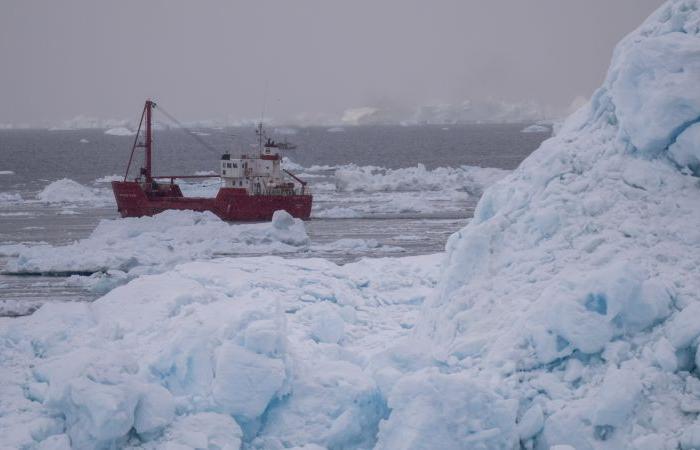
144;99;154;182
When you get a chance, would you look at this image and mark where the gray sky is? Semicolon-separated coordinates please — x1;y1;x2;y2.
0;0;662;126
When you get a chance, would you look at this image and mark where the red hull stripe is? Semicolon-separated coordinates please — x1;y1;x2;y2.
112;181;312;221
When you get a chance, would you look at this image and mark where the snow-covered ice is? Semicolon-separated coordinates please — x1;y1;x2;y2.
35;179;113;205
0;253;440;449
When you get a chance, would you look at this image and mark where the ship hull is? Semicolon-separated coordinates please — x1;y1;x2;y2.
112;181;312;221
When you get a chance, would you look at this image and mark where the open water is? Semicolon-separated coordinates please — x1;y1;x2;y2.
0;124;548;312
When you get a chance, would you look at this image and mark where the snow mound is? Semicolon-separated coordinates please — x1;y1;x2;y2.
1;209;308;285
105;127;136;136
0;254;440;449
375;2;700;448
36;179;112;205
521;124;550;133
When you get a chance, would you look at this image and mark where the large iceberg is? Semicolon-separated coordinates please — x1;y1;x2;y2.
376;1;700;448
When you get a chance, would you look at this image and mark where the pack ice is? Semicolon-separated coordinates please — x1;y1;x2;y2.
2;1;700;449
0;210;309;292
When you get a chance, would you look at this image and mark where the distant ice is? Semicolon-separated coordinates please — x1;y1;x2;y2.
79;138;89;144
521;124;550;133
334;163;509;195
49;115;130;131
104;127;136;136
341;107;380;125
0;170;14;175
273;127;298;135
327;127;345;133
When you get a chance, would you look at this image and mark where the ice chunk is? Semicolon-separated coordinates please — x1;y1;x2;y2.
212;343;286;421
308;303;346;344
153;413;243;450
133;383;175;435
517;403;544;440
681;423;700;450
669;122;700;175
666;302;700;349
608;24;700;156
654;337;678;372
376;370;517;450
593;367;642;427
36;434;71;450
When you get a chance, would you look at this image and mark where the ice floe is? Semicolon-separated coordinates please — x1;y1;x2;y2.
1;209;308;280
35;179;113;205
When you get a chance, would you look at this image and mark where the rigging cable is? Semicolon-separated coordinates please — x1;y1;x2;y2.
154;104;221;155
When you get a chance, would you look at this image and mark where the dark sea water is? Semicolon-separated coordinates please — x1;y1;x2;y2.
0;124;548;313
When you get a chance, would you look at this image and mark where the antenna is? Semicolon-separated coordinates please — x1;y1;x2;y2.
260;80;269;124
257;81;269;154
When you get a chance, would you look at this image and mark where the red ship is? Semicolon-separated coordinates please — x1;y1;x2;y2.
112;100;312;221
